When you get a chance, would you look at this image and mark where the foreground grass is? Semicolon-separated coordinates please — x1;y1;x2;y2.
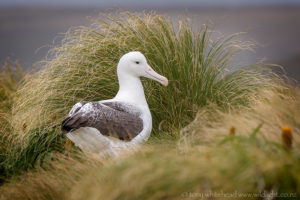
181;84;300;146
1;86;300;199
0;11;299;199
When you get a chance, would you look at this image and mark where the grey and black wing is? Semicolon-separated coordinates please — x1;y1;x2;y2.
61;102;143;141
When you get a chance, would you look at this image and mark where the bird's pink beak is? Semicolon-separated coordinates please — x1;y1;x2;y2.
144;65;168;86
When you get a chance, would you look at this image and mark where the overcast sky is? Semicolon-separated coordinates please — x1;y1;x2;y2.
1;0;300;8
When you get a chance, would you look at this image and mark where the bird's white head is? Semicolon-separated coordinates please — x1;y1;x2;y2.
117;51;168;86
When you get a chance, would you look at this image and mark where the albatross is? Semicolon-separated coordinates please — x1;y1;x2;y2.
61;51;168;156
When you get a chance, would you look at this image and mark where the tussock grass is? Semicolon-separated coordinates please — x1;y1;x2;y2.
2;12;273;178
181;84;300;146
0;12;273;180
0;153;98;200
68;137;300;200
0;61;24;171
12;12;270;139
0;61;24;138
1;88;300;199
1;11;298;199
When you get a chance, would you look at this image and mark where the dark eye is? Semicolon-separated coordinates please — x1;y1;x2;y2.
135;61;140;64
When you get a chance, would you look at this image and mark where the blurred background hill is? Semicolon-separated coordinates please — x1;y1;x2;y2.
0;0;299;82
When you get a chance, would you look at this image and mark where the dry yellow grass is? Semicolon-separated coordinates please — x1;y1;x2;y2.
1;82;299;200
180;83;300;147
0;11;299;200
10;12;271;143
0;12;273;181
0;61;25;153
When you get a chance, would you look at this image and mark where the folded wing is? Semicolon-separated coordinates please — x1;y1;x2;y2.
61;101;143;141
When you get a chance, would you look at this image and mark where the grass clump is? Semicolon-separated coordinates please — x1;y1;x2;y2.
3;13;272;177
68;136;299;200
181;84;300;146
1;11;296;198
2;85;300;200
0;61;24;151
0;153;97;200
1;120;299;200
12;12;270;140
0;61;25;181
2;11;276;181
2;127;65;179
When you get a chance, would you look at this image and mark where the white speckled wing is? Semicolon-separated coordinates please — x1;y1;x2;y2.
61;101;144;141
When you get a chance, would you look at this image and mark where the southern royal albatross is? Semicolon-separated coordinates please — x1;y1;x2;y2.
61;51;168;156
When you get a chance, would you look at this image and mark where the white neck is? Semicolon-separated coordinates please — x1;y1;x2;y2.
114;73;148;108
